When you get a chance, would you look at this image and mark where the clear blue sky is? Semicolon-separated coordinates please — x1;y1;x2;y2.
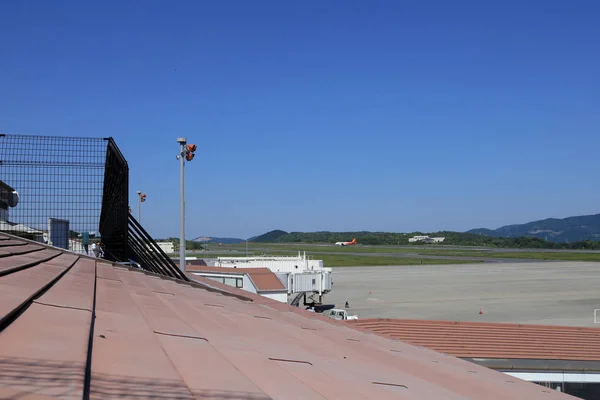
2;1;599;239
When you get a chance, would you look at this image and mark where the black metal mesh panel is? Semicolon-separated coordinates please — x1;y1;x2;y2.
0;134;106;252
99;139;129;262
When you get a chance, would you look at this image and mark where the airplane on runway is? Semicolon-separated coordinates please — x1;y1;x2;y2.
334;238;357;246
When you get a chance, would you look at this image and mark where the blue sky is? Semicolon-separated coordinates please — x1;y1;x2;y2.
1;1;599;239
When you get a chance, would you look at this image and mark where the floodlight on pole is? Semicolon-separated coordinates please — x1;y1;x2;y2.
136;191;146;223
176;137;196;272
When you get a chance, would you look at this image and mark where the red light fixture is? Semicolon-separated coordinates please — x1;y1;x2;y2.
184;143;197;162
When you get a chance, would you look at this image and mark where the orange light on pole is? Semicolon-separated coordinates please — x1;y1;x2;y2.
136;191;147;222
185;144;196;161
176;138;196;273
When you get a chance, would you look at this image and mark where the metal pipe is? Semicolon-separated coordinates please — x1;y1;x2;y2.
137;190;141;222
177;138;187;273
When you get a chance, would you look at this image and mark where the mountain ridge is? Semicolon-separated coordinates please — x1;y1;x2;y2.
196;214;600;247
247;214;600;248
191;236;245;244
467;213;600;243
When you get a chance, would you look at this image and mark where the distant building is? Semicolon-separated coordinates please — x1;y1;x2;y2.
408;235;445;243
408;235;430;242
187;265;288;302
155;241;175;254
208;252;333;303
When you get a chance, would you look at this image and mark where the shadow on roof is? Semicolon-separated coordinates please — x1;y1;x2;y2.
0;357;271;400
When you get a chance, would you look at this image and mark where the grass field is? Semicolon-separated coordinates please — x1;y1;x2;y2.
184;251;481;267
186;242;600;266
215;243;439;254
312;254;481;267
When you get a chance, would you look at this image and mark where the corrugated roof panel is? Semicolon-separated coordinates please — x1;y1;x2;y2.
139;275;177;294
91;278;193;399
156;334;271;400
114;268;152;295
205;346;330;400
44;252;80;267
0;303;90;398
155;294;332;399
0;254;43;274
0;239;28;247
96;263;122;282
128;291;203;339
0;264;66;323
34;258;94;311
19;249;62;262
270;360;372;400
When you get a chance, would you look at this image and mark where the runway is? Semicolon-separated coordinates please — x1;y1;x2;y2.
324;262;600;327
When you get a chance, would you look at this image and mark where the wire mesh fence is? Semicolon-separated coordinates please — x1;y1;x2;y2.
0;134;107;255
0;133;188;280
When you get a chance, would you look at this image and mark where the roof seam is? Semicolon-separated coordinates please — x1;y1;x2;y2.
32;300;92;313
0;246;47;258
153;331;208;341
0;242;29;249
151;291;175;296
96;276;122;282
0;251;64;277
82;260;98;400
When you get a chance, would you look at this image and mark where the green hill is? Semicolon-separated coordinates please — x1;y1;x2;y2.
249;230;289;243
468;213;600;243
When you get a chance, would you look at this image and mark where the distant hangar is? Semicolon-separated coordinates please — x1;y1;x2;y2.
408;235;446;243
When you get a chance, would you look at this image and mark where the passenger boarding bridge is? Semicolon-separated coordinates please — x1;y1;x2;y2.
207;252;333;303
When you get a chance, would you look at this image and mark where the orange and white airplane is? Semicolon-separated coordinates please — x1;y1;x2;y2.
334;238;357;246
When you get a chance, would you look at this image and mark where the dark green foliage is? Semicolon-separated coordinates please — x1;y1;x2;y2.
248;229;600;250
249;230;289;242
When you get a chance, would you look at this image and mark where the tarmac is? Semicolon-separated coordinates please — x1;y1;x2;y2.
325;261;600;327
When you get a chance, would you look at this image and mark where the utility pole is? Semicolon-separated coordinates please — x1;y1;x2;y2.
176;138;196;272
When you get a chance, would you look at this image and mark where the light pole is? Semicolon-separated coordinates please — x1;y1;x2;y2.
136;191;146;223
176;138;196;272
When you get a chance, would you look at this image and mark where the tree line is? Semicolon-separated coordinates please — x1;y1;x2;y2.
252;230;600;250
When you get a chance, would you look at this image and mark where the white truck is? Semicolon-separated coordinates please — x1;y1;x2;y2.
326;308;358;321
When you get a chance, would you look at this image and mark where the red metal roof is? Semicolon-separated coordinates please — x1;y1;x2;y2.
186;265;286;291
349;318;600;361
0;233;576;399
